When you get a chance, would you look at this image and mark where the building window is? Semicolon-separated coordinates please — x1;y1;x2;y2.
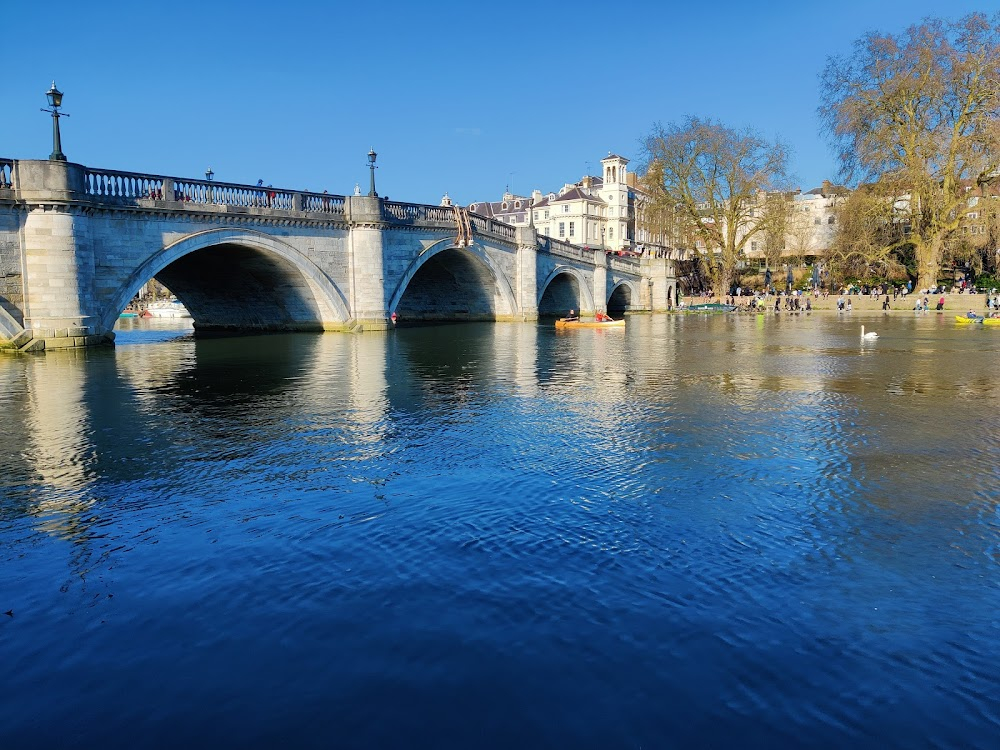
514;201;521;209
751;241;758;252
563;205;570;213
569;222;575;237
501;202;508;210
534;211;539;221
559;222;565;238
827;216;836;224
814;217;821;225
609;227;614;240
544;210;549;219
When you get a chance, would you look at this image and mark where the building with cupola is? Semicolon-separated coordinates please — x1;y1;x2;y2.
468;153;653;251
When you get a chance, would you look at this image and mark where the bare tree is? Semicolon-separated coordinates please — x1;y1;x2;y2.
641;117;791;296
826;186;909;286
820;13;1000;292
757;192;793;270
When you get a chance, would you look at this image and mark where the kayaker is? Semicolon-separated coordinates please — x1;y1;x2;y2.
565;309;579;321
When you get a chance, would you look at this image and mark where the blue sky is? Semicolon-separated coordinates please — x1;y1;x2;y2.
4;0;997;204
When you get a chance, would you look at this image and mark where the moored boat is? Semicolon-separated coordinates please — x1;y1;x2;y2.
683;302;737;312
144;299;191;318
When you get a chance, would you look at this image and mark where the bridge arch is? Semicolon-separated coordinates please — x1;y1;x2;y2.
387;239;518;321
100;228;351;333
538;266;595;315
608;280;639;313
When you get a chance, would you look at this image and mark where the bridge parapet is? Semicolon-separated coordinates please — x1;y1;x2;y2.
83;166;348;216
383;201;453;224
468;214;516;242
8;160;530;246
538;235;641;270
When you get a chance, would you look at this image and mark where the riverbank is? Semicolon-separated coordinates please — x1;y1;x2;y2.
681;292;992;312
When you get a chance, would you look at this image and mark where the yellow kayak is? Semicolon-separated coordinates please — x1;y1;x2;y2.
955;315;1000;326
555;318;625;329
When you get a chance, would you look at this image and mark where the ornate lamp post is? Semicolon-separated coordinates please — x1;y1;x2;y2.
40;82;69;161
205;167;214;203
367;148;378;198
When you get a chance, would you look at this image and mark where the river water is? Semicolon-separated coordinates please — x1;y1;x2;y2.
1;313;998;748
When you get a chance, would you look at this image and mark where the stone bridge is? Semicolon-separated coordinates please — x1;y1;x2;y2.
0;158;677;351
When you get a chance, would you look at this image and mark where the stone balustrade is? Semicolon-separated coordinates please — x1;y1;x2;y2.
383;202;453;223
85;169;164;203
75;167;523;245
468;214;516;241
301;193;346;215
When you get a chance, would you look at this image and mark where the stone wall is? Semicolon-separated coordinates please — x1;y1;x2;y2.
0;204;24;325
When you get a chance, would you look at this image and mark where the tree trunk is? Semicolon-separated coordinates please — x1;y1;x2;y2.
916;235;943;292
718;267;733;301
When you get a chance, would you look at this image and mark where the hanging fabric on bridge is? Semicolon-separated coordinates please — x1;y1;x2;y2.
453;205;473;247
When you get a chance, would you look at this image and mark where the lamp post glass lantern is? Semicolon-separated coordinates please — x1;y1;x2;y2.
367;148;378;198
41;81;69;161
205;168;214;181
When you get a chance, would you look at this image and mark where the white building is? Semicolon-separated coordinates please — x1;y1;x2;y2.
469;153;651;251
744;182;844;263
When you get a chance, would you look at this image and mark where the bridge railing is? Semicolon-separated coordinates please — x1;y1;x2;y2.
85;169;165;203
540;235;589;261
538;234;642;269
0;159;15;191
171;178;299;209
609;255;641;271
302;192;346;215
377;202;518;243
469;214;516;241
383;201;454;224
82;167;347;215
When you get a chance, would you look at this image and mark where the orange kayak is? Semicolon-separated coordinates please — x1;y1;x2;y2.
555;318;625;329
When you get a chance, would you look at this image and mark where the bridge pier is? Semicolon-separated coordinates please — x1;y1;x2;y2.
515;226;538;321
643;256;673;312
17;161;113;350
593;250;608;315
345;195;390;331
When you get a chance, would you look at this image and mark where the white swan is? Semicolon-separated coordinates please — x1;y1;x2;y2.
861;325;878;339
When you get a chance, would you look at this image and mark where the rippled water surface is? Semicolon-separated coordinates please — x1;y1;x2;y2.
2;313;999;748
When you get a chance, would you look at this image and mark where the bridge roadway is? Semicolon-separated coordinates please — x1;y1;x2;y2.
0;158;677;351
